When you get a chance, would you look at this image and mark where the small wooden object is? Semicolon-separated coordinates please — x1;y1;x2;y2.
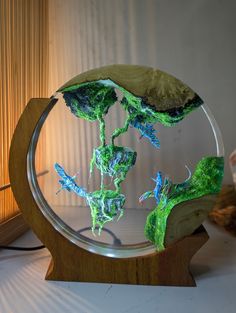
209;185;236;236
9;98;209;286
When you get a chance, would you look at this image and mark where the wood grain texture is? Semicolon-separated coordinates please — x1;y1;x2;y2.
58;64;198;111
165;194;217;247
0;0;48;223
9;98;209;286
0;213;29;245
45;226;208;286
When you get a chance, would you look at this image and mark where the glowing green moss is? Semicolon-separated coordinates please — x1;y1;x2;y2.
144;156;224;250
91;145;137;193
86;190;125;234
62;80;117;121
111;114;131;145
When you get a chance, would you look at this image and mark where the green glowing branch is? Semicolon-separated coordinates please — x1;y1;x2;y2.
89;151;96;177
86;190;126;234
114;172;126;193
98;115;106;146
110;114;132;145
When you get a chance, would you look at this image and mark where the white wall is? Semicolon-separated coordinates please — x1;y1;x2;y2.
43;0;236;207
149;0;236;183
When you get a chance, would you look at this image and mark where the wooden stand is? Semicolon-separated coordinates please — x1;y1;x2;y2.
45;226;208;286
9;98;209;286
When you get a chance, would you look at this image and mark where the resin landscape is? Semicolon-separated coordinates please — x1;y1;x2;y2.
54;65;224;251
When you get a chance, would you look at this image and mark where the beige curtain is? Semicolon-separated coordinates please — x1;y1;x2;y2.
0;0;49;222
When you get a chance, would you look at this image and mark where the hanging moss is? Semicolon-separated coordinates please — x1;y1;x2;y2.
54;163;126;234
92;145;137;192
86;190;126;234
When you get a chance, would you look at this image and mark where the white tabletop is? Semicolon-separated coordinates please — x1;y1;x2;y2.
0;221;236;313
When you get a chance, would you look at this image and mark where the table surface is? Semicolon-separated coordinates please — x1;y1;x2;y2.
0;221;236;313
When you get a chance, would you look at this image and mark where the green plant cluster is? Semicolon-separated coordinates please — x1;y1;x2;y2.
86;189;125;233
144;156;224;250
92;145;137;192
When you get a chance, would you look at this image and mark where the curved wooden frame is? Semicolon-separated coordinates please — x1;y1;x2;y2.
9;98;209;286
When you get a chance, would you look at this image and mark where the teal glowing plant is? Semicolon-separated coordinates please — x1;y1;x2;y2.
54;65;224;248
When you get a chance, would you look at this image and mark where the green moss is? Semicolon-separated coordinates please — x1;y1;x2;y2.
86;190;125;233
60;79;202;127
91;145;137;192
144;156;224;250
62;80;117;121
98;116;106;146
111;114;131;145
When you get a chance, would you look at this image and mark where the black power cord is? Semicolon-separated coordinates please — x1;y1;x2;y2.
0;245;45;251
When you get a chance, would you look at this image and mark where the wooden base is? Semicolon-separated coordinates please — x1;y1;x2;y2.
45;226;208;286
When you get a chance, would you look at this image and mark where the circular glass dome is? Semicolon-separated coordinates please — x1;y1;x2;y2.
28;66;224;258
